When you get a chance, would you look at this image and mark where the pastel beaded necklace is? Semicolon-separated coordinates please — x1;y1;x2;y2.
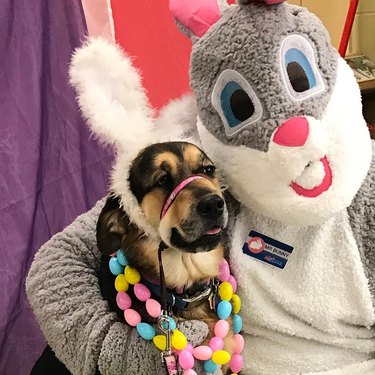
108;176;244;374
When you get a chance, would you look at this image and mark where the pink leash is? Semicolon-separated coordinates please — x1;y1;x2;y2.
160;176;204;219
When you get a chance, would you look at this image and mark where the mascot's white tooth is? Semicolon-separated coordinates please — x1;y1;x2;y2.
294;159;326;189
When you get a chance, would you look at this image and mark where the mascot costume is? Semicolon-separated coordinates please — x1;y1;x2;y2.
27;0;375;374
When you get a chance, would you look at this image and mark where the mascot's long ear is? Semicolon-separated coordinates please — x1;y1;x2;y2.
69;37;154;152
169;0;230;42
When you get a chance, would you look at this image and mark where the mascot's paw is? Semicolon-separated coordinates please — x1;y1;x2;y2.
177;320;209;348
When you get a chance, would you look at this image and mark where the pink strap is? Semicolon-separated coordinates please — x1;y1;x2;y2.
161;176;204;219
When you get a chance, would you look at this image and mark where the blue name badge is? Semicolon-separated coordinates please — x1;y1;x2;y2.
242;230;294;269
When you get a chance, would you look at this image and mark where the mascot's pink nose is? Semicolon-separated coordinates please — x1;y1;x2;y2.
273;117;310;147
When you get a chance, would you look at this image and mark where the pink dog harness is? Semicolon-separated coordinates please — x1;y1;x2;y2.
160;175;204;219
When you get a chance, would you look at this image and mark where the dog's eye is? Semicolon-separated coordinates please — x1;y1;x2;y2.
201;165;216;176
156;174;171;187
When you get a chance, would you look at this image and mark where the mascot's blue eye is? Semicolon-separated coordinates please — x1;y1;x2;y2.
280;35;325;101
212;70;263;137
285;48;316;92
221;82;255;127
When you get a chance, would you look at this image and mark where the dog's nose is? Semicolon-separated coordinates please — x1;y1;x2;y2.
197;195;224;219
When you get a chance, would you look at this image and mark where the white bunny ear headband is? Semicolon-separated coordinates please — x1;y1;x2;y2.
69;37;196;238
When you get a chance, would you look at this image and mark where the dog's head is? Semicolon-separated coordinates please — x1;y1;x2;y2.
97;141;228;257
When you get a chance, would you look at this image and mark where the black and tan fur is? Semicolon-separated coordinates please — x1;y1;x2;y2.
97;141;235;363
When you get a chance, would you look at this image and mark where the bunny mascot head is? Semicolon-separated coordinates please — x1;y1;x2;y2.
169;0;375;373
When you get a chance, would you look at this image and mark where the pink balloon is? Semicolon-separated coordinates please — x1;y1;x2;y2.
134;283;151;302
145;298;161;318
192;345;213;361
179;349;195;370
214;320;230;338
209;336;224;351
233;334;245;354
124;309;141;326
183;370;197;375
230;354;244;373
185;344;193;354
116;292;132;310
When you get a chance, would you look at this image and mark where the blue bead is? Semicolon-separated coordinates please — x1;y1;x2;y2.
233;314;243;334
204;359;218;373
117;249;128;266
217;300;232;320
109;257;124;276
136;323;156;340
161;316;176;331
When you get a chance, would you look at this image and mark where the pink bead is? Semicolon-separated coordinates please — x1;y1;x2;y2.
209;336;224;351
134;283;151;302
145;298;161;318
183;370;197;375
230;354;244;373
179;349;195;370
192;345;213;361
227;275;237;293
124;309;141;326
116;292;132;310
218;259;230;282
185;344;193;354
214;320;230;338
233;334;245;354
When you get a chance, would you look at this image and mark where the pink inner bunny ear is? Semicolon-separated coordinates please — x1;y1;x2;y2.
169;0;221;38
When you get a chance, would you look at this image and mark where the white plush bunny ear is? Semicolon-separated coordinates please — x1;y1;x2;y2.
169;0;229;42
69;37;154;153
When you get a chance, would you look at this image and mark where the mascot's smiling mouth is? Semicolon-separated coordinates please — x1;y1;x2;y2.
291;157;333;198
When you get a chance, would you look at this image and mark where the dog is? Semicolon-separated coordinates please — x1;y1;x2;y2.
96;141;235;368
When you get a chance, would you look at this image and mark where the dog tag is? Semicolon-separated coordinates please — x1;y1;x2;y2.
159;312;177;375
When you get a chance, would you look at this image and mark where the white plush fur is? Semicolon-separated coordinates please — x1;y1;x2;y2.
70;39;202;237
70;37;161;236
155;94;200;145
198;58;373;226
69;37;154;152
230;206;375;374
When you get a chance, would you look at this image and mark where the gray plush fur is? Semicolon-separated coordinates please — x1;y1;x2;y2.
26;199;211;375
348;141;375;306
190;3;338;151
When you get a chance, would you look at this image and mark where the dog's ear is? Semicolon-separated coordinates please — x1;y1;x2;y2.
96;195;133;255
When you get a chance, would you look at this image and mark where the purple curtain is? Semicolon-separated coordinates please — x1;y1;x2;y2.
0;1;113;374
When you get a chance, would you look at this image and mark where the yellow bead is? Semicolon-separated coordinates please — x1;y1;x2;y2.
212;350;231;365
219;282;233;301
231;294;241;314
171;329;187;350
114;274;129;292
153;335;166;351
124;266;141;285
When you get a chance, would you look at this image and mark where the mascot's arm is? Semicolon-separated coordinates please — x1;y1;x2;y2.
348;140;375;303
26;199;210;375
